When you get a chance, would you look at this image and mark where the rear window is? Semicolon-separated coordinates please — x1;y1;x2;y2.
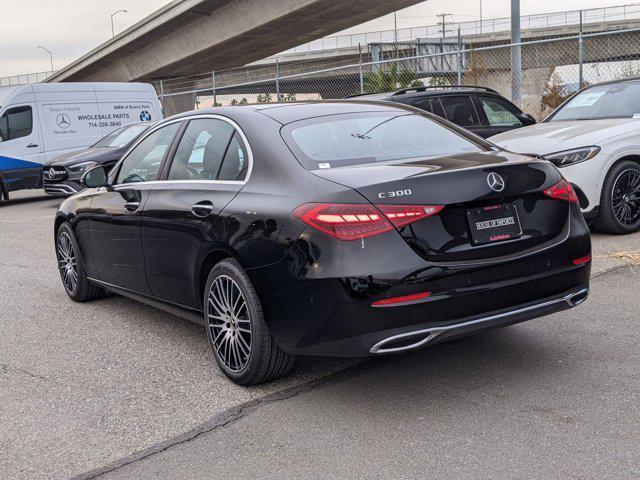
282;112;486;170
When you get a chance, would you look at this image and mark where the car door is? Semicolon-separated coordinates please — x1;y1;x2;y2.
472;95;524;138
88;122;181;293
142;116;250;308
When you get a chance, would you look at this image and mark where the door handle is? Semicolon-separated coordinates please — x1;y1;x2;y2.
27;143;39;148
191;201;214;218
124;201;140;212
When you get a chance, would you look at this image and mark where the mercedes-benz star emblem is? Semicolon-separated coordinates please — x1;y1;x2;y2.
56;113;71;129
487;172;506;192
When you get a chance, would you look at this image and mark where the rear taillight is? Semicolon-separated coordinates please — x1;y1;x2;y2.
293;203;393;240
544;179;579;203
376;204;444;228
293;203;444;241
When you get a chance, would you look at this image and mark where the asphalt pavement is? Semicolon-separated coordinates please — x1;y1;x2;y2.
104;266;640;480
1;190;638;480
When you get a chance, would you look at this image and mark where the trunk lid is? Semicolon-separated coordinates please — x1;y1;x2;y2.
312;151;568;262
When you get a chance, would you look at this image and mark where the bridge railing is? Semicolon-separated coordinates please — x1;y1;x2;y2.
156;26;640;120
0;71;55;87
278;2;640;55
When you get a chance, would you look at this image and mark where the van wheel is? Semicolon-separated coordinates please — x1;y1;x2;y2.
204;258;295;386
593;161;640;234
56;223;106;302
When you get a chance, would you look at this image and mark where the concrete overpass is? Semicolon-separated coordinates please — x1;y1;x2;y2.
164;17;640;111
47;0;423;85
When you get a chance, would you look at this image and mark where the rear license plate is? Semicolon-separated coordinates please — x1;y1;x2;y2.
467;203;522;245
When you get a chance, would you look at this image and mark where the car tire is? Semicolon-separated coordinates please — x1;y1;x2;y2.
0;177;7;204
204;258;295;385
56;223;106;302
593;160;640;234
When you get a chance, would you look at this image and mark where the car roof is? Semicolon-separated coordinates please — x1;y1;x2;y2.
581;76;640;88
170;101;419;125
349;85;500;101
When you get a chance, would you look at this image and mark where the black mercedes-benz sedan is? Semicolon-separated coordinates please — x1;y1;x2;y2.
54;102;591;385
43;122;154;197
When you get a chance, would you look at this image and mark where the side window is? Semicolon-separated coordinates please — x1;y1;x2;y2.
479;97;522;127
168;119;234;181
115;123;179;184
412;99;433;113
414;98;446;119
439;96;480;127
218;132;249;181
0;106;33;141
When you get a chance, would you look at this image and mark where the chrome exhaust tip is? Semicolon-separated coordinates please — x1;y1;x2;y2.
370;331;442;354
369;288;590;355
566;289;589;307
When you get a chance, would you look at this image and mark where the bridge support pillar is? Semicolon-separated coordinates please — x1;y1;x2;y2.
161;80;198;116
463;66;554;115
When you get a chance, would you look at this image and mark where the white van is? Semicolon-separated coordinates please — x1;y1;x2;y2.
0;82;162;200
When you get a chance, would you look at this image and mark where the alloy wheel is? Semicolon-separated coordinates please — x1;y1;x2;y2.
207;275;252;373
57;232;78;294
611;168;640;228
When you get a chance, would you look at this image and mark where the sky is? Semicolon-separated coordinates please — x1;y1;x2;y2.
0;0;636;77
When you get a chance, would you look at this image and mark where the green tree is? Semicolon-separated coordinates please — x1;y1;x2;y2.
278;93;297;102
257;93;273;103
363;65;422;93
428;76;453;87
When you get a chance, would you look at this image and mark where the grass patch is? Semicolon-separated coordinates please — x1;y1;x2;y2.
597;250;640;266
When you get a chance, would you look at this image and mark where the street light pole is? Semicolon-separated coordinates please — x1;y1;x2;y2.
37;46;54;74
111;9;127;38
479;0;483;33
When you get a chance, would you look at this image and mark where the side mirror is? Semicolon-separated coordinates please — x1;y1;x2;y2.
81;165;109;189
519;112;536;125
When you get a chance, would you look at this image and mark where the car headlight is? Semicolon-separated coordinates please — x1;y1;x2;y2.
543;146;600;167
68;161;98;174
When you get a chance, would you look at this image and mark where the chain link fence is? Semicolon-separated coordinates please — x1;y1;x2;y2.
155;26;640;120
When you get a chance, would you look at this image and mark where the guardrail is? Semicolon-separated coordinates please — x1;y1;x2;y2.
0;71;55;87
280;3;640;55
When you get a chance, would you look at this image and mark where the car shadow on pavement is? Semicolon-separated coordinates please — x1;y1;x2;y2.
1;195;61;208
303;324;568;404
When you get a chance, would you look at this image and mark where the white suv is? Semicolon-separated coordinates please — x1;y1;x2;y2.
490;78;640;234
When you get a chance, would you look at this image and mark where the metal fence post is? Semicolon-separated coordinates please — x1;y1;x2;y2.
275;59;280;101
159;80;165;117
212;70;217;107
358;43;365;94
511;0;523;104
457;28;462;86
578;11;584;89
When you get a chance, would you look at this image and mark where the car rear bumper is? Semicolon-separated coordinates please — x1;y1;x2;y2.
249;239;591;357
369;286;588;354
